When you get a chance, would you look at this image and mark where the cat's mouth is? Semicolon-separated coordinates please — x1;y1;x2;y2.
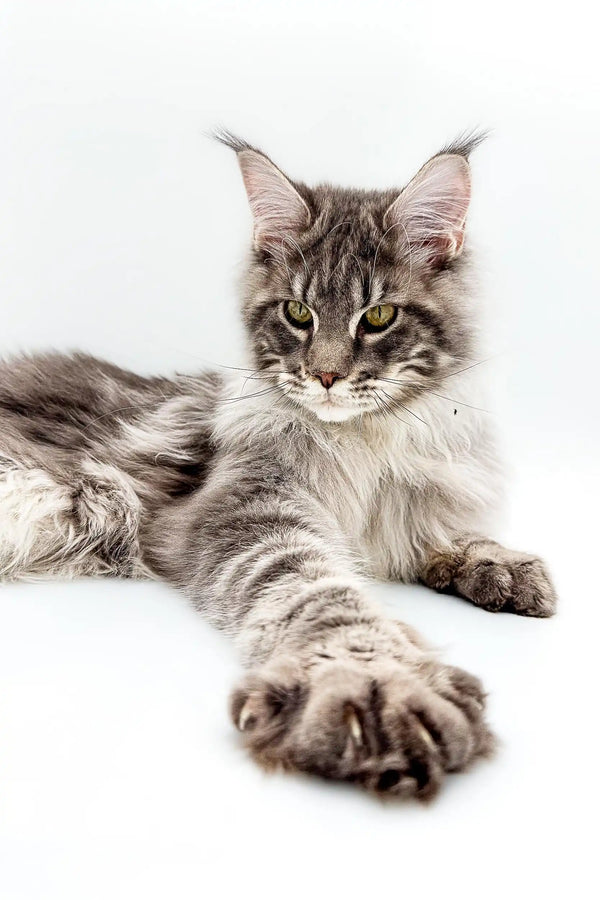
276;372;374;423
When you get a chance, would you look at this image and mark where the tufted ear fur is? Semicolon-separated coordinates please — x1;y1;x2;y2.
214;131;311;251
383;153;471;267
237;149;311;250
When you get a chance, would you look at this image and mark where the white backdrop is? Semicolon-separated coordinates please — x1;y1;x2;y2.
0;2;598;898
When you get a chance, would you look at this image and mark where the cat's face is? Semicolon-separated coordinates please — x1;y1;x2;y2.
221;132;480;423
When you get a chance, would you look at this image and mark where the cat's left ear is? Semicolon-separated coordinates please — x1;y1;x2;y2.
383;153;472;266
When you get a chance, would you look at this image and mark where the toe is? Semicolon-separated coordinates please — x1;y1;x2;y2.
508;560;557;617
468;561;514;611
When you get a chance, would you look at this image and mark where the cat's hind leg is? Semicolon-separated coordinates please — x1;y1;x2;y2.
0;454;146;581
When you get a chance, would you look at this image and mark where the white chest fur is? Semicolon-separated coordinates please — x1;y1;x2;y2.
214;375;503;580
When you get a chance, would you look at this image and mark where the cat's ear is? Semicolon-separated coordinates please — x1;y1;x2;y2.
236;149;311;249
215;130;311;250
383;153;472;266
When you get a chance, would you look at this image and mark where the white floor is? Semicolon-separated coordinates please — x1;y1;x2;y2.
1;463;596;900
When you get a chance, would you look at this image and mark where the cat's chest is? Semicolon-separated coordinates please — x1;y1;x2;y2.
301;423;421;540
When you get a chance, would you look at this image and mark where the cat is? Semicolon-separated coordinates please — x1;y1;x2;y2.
0;131;556;799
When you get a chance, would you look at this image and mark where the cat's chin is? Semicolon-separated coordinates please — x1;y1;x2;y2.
309;402;360;423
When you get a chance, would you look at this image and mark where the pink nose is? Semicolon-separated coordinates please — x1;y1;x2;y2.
314;372;341;390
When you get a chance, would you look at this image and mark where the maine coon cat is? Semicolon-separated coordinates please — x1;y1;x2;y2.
0;131;556;799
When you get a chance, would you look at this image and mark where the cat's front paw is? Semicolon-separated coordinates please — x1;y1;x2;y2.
230;654;493;800
455;542;557;617
424;540;557;618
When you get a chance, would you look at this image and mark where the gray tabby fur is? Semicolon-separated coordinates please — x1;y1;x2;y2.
0;133;556;799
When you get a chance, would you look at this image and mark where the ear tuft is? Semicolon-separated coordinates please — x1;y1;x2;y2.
384;153;472;267
437;128;489;160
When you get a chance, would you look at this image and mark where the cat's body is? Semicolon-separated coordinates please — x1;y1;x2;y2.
0;133;556;798
0;350;498;589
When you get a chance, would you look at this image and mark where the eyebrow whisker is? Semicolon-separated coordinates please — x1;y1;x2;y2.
369;221;405;291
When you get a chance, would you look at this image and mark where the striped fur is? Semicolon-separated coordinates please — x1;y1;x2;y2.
0;136;556;798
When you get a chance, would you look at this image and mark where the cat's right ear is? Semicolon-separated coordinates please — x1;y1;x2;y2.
214;131;311;251
236;149;311;250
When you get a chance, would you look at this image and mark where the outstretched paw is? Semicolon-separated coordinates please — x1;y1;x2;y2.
231;654;493;800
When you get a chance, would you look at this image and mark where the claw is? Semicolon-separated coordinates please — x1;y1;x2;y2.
238;703;255;732
414;720;435;750
345;708;363;746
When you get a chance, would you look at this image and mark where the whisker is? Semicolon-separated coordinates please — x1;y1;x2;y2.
375;391;446;454
373;391;411;428
445;356;499;379
239;366;271;394
378;388;430;428
216;385;284;405
244;371;287;381
379;372;430;388
429;392;492;413
379;367;494;415
272;388;294;410
141;341;262;375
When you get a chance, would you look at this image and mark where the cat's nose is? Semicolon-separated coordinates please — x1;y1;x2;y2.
313;372;341;390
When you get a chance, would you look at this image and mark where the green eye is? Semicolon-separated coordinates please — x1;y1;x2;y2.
285;300;313;328
362;303;397;332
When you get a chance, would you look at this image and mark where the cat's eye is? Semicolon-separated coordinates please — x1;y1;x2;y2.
284;300;313;329
361;303;397;332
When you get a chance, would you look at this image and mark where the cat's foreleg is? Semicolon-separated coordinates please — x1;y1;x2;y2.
421;536;557;617
146;477;493;798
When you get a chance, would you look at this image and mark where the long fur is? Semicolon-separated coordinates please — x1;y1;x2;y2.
0;136;555;799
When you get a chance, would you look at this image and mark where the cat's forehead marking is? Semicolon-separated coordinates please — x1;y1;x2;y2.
296;253;372;320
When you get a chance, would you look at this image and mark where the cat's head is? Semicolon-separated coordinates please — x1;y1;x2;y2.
218;130;484;423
